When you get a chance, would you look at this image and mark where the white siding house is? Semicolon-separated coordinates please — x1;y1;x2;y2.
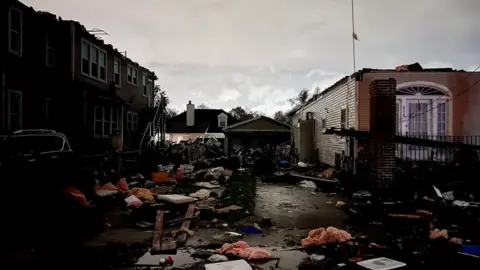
291;76;356;166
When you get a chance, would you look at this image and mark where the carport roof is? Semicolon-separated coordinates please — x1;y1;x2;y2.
223;116;291;133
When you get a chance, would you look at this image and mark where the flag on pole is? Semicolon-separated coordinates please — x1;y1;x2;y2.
352;32;359;41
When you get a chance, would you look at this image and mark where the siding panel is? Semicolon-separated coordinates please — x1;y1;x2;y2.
293;77;356;166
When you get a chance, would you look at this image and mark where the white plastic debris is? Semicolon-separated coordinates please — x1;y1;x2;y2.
298;162;308;168
195;182;221;189
357;257;406;270
442;191;454;201
453;200;469;207
298;180;317;189
125;195;143;208
205;259;252;270
189;189;211;199
157;194;196;204
207;254;229;262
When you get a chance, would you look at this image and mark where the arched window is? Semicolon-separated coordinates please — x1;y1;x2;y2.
396;82;450;136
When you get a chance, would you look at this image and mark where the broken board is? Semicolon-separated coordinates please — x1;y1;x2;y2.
159;203;196;252
151;210;164;253
157;194;196;204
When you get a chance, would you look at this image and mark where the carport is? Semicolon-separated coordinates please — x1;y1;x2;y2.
223;116;291;155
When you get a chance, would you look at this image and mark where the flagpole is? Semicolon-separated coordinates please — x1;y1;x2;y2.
351;0;356;73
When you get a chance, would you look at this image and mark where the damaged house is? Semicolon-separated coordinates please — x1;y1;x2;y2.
1;0;156;153
166;101;237;143
223;116;291;155
288;63;480;167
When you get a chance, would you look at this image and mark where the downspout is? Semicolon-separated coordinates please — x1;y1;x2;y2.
1;70;5;132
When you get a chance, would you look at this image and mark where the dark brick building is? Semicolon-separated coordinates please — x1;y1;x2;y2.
1;0;157;153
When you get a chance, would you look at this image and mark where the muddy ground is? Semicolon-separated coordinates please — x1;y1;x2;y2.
9;171;477;269
11;172;352;269
78;178;349;269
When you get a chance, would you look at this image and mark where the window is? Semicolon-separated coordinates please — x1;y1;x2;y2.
8;90;22;131
113;59;121;87
148;79;154;107
94;106;120;137
9;7;22;55
81;41;90;74
127;66;138;86
396;102;400;134
321;118;326;128
99;51;106;81
90;47;98;77
340;109;346;129
127;112;138;131
437;102;446;136
408;102;429;135
133;69;138;85
143;74;147;96
81;39;107;82
46;32;55;67
218;115;227;128
397;84;450;136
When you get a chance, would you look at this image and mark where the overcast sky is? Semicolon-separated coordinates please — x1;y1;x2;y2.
24;0;480;116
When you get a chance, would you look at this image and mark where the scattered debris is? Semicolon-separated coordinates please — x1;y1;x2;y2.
189;189;211;199
297;180;317;189
205;259;252;270
216;205;243;213
207;254;229;262
195;182;222;189
357;257;406;270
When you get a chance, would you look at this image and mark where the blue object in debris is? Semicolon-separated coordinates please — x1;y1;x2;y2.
242;225;263;234
279;160;289;165
462;245;480;255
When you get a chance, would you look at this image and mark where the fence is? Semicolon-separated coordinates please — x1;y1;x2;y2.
396;134;480;163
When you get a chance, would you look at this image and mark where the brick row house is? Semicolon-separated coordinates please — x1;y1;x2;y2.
288;64;480;167
1;0;157;153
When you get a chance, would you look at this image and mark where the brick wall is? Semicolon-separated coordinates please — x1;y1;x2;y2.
369;79;396;190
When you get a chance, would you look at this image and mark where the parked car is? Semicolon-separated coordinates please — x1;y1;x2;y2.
0;129;74;180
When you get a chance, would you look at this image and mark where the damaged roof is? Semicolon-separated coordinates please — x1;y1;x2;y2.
286;62;466;116
166;109;237;134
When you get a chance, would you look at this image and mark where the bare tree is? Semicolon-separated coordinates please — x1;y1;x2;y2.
229;106;261;121
165;108;179;119
154;85;170;107
288;88;310;107
273;110;290;124
197;103;210;109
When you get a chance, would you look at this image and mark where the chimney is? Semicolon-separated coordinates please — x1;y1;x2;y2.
186;101;195;126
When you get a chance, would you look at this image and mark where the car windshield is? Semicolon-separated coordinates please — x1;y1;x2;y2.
9;135;65;155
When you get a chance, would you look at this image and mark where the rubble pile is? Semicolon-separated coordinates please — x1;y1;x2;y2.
6;147;480;270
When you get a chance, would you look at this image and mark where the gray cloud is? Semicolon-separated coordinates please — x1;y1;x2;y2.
24;0;480;115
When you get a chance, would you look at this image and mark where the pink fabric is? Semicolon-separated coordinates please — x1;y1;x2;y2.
216;241;272;260
176;168;184;180
116;178;129;191
301;227;352;247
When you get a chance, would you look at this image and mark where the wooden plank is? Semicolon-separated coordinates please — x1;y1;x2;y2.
151;210;164;252
176;203;196;245
290;172;339;183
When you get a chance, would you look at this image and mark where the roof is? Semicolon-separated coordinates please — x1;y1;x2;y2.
223;116;291;133
166;109;236;134
224;116;291;130
14;0;155;78
286;62;467;116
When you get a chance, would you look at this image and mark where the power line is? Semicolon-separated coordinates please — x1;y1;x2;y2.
400;65;480;124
